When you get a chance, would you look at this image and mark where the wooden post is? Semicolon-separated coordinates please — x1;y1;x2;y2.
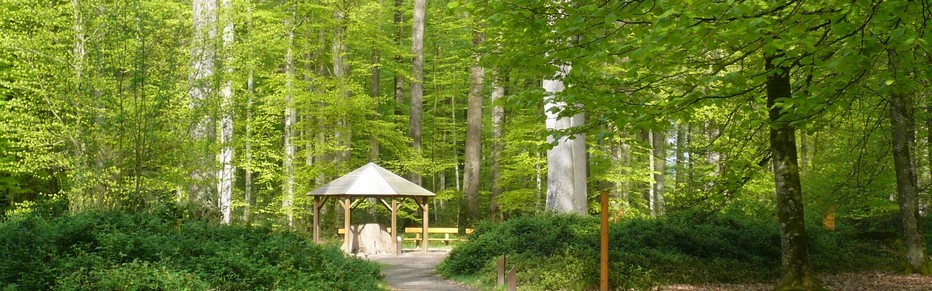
506;267;517;291
600;191;609;291
340;197;353;253
497;255;506;286
419;197;429;252
312;196;322;243
391;198;399;255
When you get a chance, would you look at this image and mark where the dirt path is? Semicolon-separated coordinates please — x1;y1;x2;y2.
367;250;471;291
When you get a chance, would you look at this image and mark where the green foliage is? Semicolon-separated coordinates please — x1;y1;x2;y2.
0;204;383;290
440;214;905;289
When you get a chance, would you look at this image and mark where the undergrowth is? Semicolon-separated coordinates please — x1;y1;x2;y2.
0;202;383;290
438;213;901;290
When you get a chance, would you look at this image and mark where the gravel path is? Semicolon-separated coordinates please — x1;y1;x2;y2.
367;250;472;291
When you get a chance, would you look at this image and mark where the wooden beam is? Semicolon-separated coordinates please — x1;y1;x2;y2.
391;198;399;255
419;197;429;252
339;197;353;253
378;198;392;211
600;191;609;291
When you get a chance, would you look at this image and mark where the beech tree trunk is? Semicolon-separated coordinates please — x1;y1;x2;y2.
888;49;929;274
408;0;425;185
217;0;234;225
489;70;505;221
675;123;687;188
652;129;666;216
282;3;296;227
544;65;587;214
392;0;404;115
766;53;820;290
189;0;217;206
333;9;351;170
462;26;484;226
243;1;253;222
369;48;381;162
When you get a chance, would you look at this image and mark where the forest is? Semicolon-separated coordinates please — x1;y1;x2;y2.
2;0;932;290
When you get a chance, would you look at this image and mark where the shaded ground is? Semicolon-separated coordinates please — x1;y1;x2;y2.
663;272;932;291
368;250;471;291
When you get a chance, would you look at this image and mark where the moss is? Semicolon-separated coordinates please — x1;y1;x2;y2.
775;271;827;291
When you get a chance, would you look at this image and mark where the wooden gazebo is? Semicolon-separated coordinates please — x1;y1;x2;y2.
307;162;433;253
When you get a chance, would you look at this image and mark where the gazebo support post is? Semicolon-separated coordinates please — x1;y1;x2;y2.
339;197;353;253
312;196;329;244
416;197;429;252
391;198;399;255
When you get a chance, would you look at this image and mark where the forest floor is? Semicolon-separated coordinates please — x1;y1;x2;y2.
662;272;932;290
368;250;472;291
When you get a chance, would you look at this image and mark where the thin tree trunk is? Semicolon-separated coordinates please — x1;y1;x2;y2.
675;123;687;188
888;49;929;273
462;25;484;227
282;3;296;228
409;0;425;185
767;52;820;290
653;128;666;216
244;68;253;222
333;9;351;170
369;49;381;162
648;130;656;215
217;0;235;225
489;70;504;221
392;0;404;115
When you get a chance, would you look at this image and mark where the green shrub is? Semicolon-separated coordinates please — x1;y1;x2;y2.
0;204;383;290
440;213;903;290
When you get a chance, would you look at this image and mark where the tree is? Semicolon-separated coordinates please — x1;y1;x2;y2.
544;64;587;214
189;0;218;206
462;18;484;226
766;51;819;289
217;0;235;225
489;70;504;220
282;0;296;227
408;0;425;185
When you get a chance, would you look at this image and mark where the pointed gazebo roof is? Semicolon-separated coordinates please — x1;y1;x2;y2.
307;162;433;254
308;162;434;197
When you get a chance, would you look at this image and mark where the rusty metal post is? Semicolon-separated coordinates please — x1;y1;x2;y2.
600;190;609;291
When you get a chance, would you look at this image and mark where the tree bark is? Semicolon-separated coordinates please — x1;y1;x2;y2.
217;0;234;225
282;3;296;228
544;64;587;214
888;49;930;274
409;0;425;185
766;53;820;290
189;0;217;206
489;70;505;221
333;9;351;170
243;1;254;222
652;129;666;216
369;48;381;162
392;0;404;116
462;25;484;227
675;123;687;188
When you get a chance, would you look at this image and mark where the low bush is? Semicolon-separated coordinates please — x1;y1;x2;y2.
0;203;383;290
439;213;902;290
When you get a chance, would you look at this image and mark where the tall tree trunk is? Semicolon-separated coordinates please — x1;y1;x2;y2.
888;49;930;274
217;0;235;225
489;70;504;221
242;0;254;223
369;50;381;162
282;3;296;228
189;0;217;207
544;65;587;214
333;9;351;170
675;123;687;188
392;0;404;115
409;0;425;185
462;25;484;227
767;52;820;290
652;129;666;216
244;69;253;222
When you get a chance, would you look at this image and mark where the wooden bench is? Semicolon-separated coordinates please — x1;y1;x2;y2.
403;227;473;246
